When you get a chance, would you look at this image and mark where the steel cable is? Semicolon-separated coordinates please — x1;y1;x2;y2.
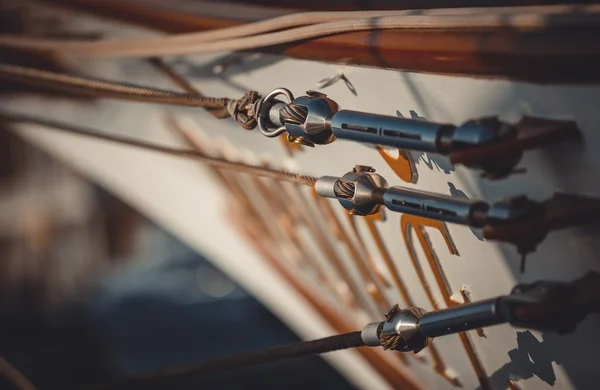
86;332;364;390
0;111;318;187
0;63;262;129
148;58;231;119
0;63;231;107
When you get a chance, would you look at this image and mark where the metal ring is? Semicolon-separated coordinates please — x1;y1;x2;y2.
257;88;294;138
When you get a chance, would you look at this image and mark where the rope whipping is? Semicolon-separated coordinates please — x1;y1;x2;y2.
0;111;318;187
0;63;261;130
87;332;364;390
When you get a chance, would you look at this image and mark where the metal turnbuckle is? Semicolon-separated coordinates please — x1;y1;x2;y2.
315;165;600;271
360;271;600;353
258;88;581;178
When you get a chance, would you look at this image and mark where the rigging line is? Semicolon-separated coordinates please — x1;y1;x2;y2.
0;111;318;187
1;4;600;58
148;58;231;119
148;58;261;130
0;4;593;56
0;62;231;108
86;331;364;390
0;62;230;107
0;4;545;54
0;63;262;129
0;10;402;53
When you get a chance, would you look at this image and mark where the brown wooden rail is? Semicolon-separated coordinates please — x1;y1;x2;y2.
233;0;592;11
44;0;600;82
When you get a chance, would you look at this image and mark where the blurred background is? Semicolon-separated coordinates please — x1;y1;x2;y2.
0;3;352;388
0;129;352;389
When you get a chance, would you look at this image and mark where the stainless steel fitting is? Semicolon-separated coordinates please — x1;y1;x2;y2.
315;165;388;216
283;91;338;146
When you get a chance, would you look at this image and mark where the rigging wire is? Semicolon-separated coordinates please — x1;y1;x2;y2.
149;57;231;119
0;63;230;107
0;111;318;187
0;63;261;130
87;331;364;390
0;4;599;58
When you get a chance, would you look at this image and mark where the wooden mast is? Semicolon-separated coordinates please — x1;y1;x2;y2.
41;0;600;83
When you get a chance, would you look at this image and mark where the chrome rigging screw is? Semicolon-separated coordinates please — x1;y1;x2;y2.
256;88;580;178
314;165;600;271
360;271;600;354
315;165;544;225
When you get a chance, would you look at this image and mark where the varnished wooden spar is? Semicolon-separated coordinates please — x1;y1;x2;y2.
233;0;594;11
41;0;600;83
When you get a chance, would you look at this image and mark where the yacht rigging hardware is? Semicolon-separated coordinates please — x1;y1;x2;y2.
363;270;600;352
316;165;600;271
87;271;600;390
3;3;600;390
4;111;598;273
259;88;581;179
0;63;580;179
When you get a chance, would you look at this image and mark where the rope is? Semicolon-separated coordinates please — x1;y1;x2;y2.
0;63;261;129
148;58;260;129
0;63;229;107
0;111;318;186
87;332;364;390
227;90;261;130
0;4;594;56
0;9;401;54
1;4;599;58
